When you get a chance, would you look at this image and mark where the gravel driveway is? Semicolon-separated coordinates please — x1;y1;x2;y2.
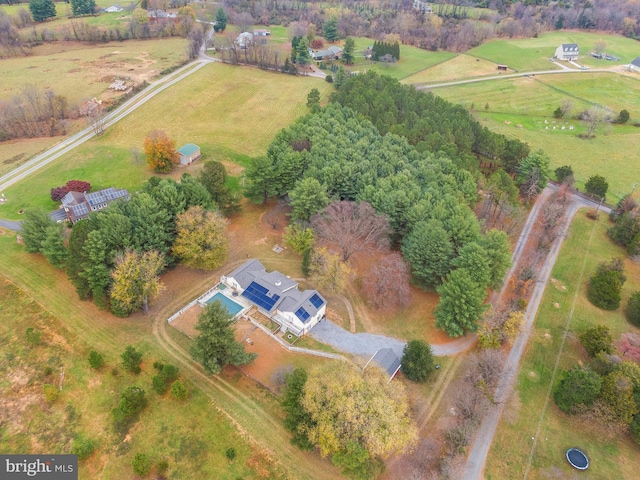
310;319;406;358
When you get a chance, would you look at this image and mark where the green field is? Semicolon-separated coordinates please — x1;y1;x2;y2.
469;31;640;72
0;63;330;218
343;37;455;80
486;212;640;480
433;73;640;202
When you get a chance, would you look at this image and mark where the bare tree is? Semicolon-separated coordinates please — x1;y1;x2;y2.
310;201;391;262
361;252;411;309
234;11;254;33
594;39;607;55
560;99;574;118
85;101;107;136
581;106;613;137
454;381;491;422
465;350;505;391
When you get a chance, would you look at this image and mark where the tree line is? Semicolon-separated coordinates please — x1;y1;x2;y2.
245;96;513;337
371;40;400;61
20;163;236;316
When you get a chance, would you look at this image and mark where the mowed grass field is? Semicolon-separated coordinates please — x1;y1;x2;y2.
0;63;330;218
402;53;512;85
486;212;640;480
468;31;640;72
433;73;640;202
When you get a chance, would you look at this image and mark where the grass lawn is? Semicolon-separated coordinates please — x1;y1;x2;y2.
468;31;640;72
402;53;512;85
0;63;330;219
485;212;640;480
433;73;640;203
0;277;277;480
342;37;455;80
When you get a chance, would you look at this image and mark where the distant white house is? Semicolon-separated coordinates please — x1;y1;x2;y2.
253;29;271;36
221;259;327;336
630;56;640;73
413;0;433;13
104;5;123;13
555;43;579;61
235;32;253;49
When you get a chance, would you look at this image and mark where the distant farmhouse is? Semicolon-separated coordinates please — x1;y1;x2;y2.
236;32;253;49
309;45;343;63
630;56;640;73
104;5;123;13
177;143;201;165
60;187;129;223
413;0;433;13
221;259;327;336
148;9;177;23
555;43;579;61
253;29;271;36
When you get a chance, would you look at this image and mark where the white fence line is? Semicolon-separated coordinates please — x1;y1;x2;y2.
245;316;346;361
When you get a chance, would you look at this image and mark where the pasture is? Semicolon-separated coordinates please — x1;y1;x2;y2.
485;212;640;480
0;63;330;218
0;38;188;105
403;53;510;85
468;31;640;72
344;37;455;80
433;73;640;202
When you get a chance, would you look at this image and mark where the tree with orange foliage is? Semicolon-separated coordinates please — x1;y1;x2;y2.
144;130;178;173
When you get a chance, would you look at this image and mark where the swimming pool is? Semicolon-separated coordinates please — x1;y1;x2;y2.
206;292;244;316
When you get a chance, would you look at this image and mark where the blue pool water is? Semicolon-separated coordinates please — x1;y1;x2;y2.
206;292;244;315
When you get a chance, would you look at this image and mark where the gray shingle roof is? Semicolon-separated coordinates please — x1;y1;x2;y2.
366;348;402;379
631;56;640;68
561;43;579;52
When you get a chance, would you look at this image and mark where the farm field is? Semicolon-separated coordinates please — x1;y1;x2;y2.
344;37;455;80
485;212;640;480
468;31;640;72
0;63;330;219
0;38;188;105
402;53;511;85
433;73;640;202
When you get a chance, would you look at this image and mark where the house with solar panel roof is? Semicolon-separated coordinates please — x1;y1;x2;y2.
221;259;327;336
60;187;129;223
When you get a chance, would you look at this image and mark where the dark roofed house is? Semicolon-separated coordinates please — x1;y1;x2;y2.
60;187;129;223
555;43;579;61
309;46;343;63
630;56;640;73
177;143;201;165
221;259;326;336
364;348;402;383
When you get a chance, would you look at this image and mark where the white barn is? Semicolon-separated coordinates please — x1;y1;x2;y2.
221;259;326;336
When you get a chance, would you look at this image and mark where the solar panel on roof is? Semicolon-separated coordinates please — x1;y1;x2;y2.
295;307;310;322
241;281;279;311
71;203;89;216
309;294;324;308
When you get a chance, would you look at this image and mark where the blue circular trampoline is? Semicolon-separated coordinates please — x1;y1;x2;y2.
566;448;589;470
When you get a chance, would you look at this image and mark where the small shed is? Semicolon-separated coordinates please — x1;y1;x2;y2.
630;56;640;73
497;64;508;71
177;144;201;165
364;348;402;383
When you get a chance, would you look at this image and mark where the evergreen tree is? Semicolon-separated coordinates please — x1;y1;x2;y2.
20;209;53;253
601;371;637;423
29;0;56;22
402;220;454;287
401;340;435;382
190;302;257;375
452;242;491;288
306;88;321;110
478;229;511;289
553;367;602;413
281;368;314;450
435;269;487;337
71;0;96;16
244;156;276;204
214;8;227;32
41;224;67;269
66;220;95;300
323;18;339;42
584;174;609;198
288;178;329;221
342;37;355;65
295;37;311;66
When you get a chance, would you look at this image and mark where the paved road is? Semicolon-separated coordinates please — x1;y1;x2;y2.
463;187;610;479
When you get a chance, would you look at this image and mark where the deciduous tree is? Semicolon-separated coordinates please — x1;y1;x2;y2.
190;301;257;375
361;252;410;309
585;174;609;198
172;206;228;270
601;371;637;423
144;130;178;173
580;325;614;357
283;223;315;254
581;106;612;137
311;201;390;262
110;249;165;315
308;247;352;294
301;362;417;460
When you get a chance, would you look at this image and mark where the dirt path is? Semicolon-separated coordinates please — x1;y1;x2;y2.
337;294;357;333
463;187;610;479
